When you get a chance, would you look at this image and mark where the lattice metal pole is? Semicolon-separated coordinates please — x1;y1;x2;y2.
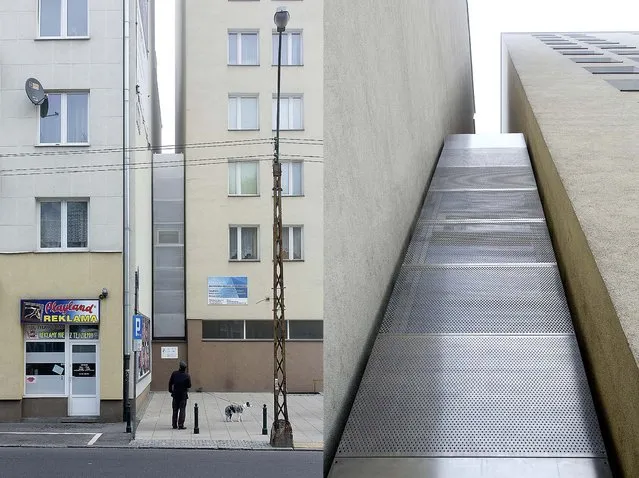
270;7;293;448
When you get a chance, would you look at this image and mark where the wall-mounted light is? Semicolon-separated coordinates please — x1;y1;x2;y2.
99;288;109;300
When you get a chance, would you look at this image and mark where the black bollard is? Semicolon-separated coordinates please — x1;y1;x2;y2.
262;404;268;435
194;403;200;434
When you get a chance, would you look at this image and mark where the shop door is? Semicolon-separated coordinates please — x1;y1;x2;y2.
69;343;99;416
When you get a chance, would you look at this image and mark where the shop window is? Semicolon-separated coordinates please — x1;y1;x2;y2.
202;320;244;339
288;320;323;340
246;320;273;339
25;341;66;395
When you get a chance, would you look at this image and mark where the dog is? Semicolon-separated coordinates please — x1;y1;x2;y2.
224;402;251;422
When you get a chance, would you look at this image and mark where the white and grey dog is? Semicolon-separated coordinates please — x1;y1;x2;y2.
224;401;251;422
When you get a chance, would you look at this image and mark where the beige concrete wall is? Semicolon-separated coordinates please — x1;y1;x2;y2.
503;33;639;477
0;253;122;401
187;320;322;393
323;0;475;469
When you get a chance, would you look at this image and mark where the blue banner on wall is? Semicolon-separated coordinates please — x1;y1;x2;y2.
207;276;248;305
20;299;100;324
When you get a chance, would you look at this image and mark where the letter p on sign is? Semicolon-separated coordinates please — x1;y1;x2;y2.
133;314;143;340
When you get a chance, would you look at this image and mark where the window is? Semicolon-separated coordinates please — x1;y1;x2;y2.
282;226;303;260
25;341;66;395
39;92;89;144
289;320;323;340
202;321;243;339
246;320;273;340
39;0;88;37
39;200;88;250
228;31;259;65
272;95;303;130
228;161;259;195
282;161;303;196
272;31;303;65
229;226;258;260
228;95;259;130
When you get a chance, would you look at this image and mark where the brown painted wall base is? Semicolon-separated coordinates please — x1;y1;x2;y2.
186;320;323;392
151;342;188;391
23;398;67;418
507;55;639;478
0;401;22;422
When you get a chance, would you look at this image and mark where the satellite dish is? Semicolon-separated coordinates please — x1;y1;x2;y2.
40;97;49;118
25;77;46;106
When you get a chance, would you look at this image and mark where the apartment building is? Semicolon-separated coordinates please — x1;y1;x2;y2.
502;31;639;477
0;0;159;421
157;1;323;392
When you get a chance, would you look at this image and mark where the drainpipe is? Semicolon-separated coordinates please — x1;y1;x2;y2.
122;0;132;432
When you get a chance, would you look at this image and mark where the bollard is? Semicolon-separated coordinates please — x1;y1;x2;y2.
194;403;200;434
262;404;268;435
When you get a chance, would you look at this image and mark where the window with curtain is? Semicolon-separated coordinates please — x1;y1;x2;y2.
229;226;258;261
39;200;88;250
40;92;89;144
281;161;303;196
228;161;259;195
282;226;303;260
228;31;259;65
39;0;88;37
272;95;303;130
272;31;302;66
228;95;259;130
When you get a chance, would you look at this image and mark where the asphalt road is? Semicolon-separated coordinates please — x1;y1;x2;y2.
0;448;322;478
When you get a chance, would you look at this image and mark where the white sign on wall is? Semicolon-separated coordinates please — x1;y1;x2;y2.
161;346;178;359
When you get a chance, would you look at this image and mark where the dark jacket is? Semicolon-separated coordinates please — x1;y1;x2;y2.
168;370;191;400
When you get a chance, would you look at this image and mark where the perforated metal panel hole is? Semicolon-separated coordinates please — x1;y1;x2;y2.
429;167;536;190
336;335;606;457
437;148;531;167
404;223;555;264
379;266;573;334
420;191;544;221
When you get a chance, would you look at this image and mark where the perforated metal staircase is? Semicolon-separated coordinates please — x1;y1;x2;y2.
328;134;612;478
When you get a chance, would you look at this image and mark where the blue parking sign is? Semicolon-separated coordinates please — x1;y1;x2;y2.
133;314;143;340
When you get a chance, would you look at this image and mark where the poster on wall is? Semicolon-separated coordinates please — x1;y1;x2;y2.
137;314;151;382
207;276;248;305
20;299;100;323
24;324;66;340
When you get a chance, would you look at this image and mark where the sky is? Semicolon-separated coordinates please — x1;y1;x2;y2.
154;1;639;145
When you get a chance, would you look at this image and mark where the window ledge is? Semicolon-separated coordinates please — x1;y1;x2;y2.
35;143;91;147
228;194;261;198
271;64;305;67
229;259;260;262
36;248;90;253
228;64;261;67
283;259;304;262
23;394;69;398
35;36;90;41
272;129;305;132
228;128;260;132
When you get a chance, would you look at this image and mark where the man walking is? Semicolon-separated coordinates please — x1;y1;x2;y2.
168;360;191;429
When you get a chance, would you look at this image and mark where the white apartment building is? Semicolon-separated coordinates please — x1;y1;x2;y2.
0;0;159;421
161;0;323;392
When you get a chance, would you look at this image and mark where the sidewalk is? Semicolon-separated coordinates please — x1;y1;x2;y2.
132;392;323;451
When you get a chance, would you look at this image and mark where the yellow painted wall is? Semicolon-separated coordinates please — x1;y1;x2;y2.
0;253;123;400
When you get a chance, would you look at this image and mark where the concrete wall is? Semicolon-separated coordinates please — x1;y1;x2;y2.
323;0;475;469
503;32;639;478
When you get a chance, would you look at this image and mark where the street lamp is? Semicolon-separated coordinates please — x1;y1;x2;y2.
270;6;293;448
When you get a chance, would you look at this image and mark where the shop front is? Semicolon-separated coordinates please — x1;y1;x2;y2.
21;299;101;417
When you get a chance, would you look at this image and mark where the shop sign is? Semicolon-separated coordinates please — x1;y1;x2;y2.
70;325;99;340
20;299;100;324
72;363;96;377
24;324;66;340
207;276;248;305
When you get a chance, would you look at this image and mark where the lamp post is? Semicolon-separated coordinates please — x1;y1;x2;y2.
270;6;293;448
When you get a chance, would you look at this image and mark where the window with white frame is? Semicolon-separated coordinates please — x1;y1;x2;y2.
281;161;303;196
39;200;88;250
272;31;303;65
272;95;303;130
282;226;303;260
229;226;259;260
39;92;89;144
228;31;259;65
228;95;259;130
39;0;88;37
228;161;259;196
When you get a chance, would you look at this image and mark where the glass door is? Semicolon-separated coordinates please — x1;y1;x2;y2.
68;343;99;416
